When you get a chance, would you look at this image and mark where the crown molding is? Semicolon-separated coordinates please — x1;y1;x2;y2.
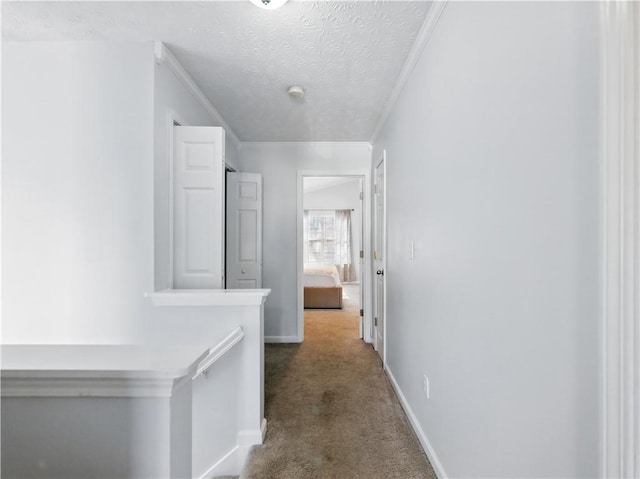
369;1;447;144
154;41;241;146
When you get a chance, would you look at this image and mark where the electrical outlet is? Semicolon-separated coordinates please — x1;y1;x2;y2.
423;374;430;399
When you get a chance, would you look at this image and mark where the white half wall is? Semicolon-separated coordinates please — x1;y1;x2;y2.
2;41;265;477
2;42;155;344
239;143;371;340
373;3;600;478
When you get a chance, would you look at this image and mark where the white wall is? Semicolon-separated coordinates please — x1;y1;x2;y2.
304;179;363;282
153;59;240;291
2;42;155;344
2;41;262;476
239;143;371;340
373;3;600;478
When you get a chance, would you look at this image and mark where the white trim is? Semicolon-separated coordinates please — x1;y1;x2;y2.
238;423;266;446
373;151;388;365
146;288;271;306
296;170;373;344
154;41;240;147
195;418;266;478
265;335;300;344
166;109;187;289
600;3;640;478
1;345;209;398
197;445;239;479
197;445;252;479
0;377;178;398
386;366;448;479
193;327;245;380
370;1;447;143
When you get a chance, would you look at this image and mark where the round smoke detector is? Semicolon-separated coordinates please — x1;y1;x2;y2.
249;0;288;9
287;85;305;100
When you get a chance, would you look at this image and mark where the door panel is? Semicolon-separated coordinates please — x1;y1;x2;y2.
226;172;263;289
173;126;225;289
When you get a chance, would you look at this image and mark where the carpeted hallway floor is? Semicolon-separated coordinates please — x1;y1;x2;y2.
240;291;437;479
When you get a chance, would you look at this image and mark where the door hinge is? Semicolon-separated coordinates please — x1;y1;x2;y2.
360;250;364;259
359;191;364;200
360;309;364;317
373;251;378;260
374;317;378;327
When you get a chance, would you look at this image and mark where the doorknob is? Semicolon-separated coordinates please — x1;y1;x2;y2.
376;269;384;276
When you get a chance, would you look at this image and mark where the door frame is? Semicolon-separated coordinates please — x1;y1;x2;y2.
297;170;372;343
167;110;187;289
373;151;387;366
599;3;640;477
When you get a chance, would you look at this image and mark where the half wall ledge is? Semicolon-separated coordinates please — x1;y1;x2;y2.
145;288;271;306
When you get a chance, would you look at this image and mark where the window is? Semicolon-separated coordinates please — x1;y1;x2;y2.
304;210;336;263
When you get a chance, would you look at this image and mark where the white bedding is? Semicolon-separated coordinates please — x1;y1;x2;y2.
303;264;342;287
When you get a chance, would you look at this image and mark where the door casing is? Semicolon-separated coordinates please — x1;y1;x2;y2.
296;170;373;343
373;152;387;365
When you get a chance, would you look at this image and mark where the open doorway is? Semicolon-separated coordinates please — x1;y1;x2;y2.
297;172;372;343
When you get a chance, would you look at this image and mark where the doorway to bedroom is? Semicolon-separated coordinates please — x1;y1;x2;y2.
299;174;370;343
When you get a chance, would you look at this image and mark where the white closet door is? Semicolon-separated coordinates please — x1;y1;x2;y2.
173;126;225;289
226;172;263;289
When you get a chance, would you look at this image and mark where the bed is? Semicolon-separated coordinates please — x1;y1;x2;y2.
303;264;343;309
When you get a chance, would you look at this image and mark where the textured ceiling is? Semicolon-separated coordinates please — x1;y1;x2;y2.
2;1;432;142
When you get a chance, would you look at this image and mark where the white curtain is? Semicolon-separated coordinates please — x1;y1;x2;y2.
335;209;355;282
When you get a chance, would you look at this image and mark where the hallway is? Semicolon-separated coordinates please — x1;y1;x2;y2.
242;304;436;478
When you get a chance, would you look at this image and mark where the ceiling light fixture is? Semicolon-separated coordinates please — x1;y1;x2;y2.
249;0;288;10
288;85;305;100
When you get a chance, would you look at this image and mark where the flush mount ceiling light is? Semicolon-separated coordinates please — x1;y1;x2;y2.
249;0;288;10
287;85;305;100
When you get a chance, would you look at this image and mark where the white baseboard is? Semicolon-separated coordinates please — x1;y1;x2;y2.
197;444;250;479
261;418;268;442
238;419;267;446
197;421;267;478
264;335;300;343
385;366;448;479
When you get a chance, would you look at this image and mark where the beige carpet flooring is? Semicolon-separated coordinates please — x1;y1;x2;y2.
240;300;437;479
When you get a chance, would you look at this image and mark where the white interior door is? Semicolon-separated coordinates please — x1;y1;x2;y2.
173;126;225;289
226;172;263;289
374;153;386;362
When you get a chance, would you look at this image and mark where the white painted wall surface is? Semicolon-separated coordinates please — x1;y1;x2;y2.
154;60;239;291
304;179;363;282
3;42;263;476
239;143;371;340
373;3;599;478
2;42;155;344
